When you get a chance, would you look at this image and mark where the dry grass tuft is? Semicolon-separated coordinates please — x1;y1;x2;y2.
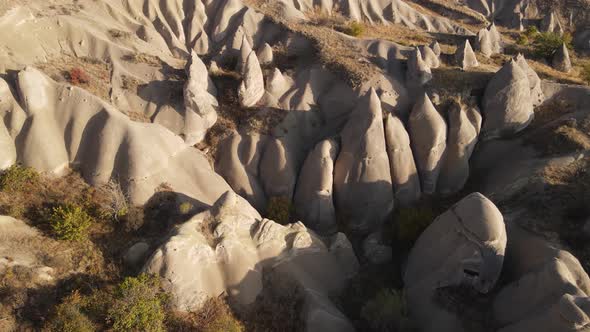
36;55;112;101
122;53;163;67
169;297;244;332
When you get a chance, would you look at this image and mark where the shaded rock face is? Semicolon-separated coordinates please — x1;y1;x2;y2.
494;225;590;332
144;191;357;330
260;136;298;201
294;139;340;235
455;39;479;70
481;60;534;140
404;192;507;332
408;93;447;195
257;42;274;65
334;88;394;234
437;101;479;195
553;43;573;73
183;51;218;145
406;47;433;87
215;132;268;212
515;54;545;107
420;44;440;68
384;113;421;206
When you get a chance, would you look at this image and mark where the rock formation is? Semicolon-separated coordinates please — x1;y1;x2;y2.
430;40;442;57
294;139;339;235
515;54;545;107
144;191;358;329
553;43;573;73
215;132;268;212
239;49;265;108
259;137;298;200
237;34;253;72
420;44;440;68
489;23;504;54
437;101;479;195
334;88;394;234
384;113;421;206
409;93;447;195
257;42;274;65
455;39;479;70
183;51;219;145
404;192;507;332
541;11;564;35
406;47;433;86
481;60;534;139
476;28;494;58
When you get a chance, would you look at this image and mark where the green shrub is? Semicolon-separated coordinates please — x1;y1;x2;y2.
179;201;194;215
107;274;167;332
531;32;572;59
47;292;95;332
0;165;38;193
266;196;293;225
524;25;539;38
361;289;411;331
49;204;93;241
395;207;435;246
344;21;365;37
516;34;529;45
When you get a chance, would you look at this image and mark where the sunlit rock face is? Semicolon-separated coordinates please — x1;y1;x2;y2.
404;192;507;332
144;191;358;330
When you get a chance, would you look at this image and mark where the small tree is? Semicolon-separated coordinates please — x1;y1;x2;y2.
49;204;93;241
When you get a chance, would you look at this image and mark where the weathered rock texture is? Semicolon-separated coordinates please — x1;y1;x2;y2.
407;47;433;86
404;192;507;332
239;50;265;108
183;51;218;145
334;88;394;234
408;93;447;195
144;191;357;330
553;43;572;73
455;39;479;70
481;60;534;139
384;114;421;206
515;54;545;107
294;139;340;235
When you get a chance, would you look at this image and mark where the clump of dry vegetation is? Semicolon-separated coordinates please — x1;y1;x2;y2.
169;297;244;332
265;196;294;225
36;55;112;101
123;53;163;67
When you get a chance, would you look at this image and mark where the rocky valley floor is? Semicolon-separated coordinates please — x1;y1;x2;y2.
1;0;590;331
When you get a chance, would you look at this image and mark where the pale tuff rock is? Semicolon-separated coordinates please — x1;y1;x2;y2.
455;39;479;70
419;44;440;68
408;93;447;195
215;132;268;212
237;34;252;72
265;68;292;106
488;23;504;54
430;40;442;57
239;50;265;108
465;103;483;135
553;43;572;73
493;225;590;332
541;11;564;35
467;0;491;16
384;114;421;206
302;289;356;332
437;101;479;195
481;60;534;139
144;191;357;324
257;43;274;66
404;193;506;332
515;54;545;107
0;78;16;169
476;28;494;58
334;88;394;234
183;51;218;145
2;67;232;206
259;137;298;200
406;47;433;86
294;139;339;235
